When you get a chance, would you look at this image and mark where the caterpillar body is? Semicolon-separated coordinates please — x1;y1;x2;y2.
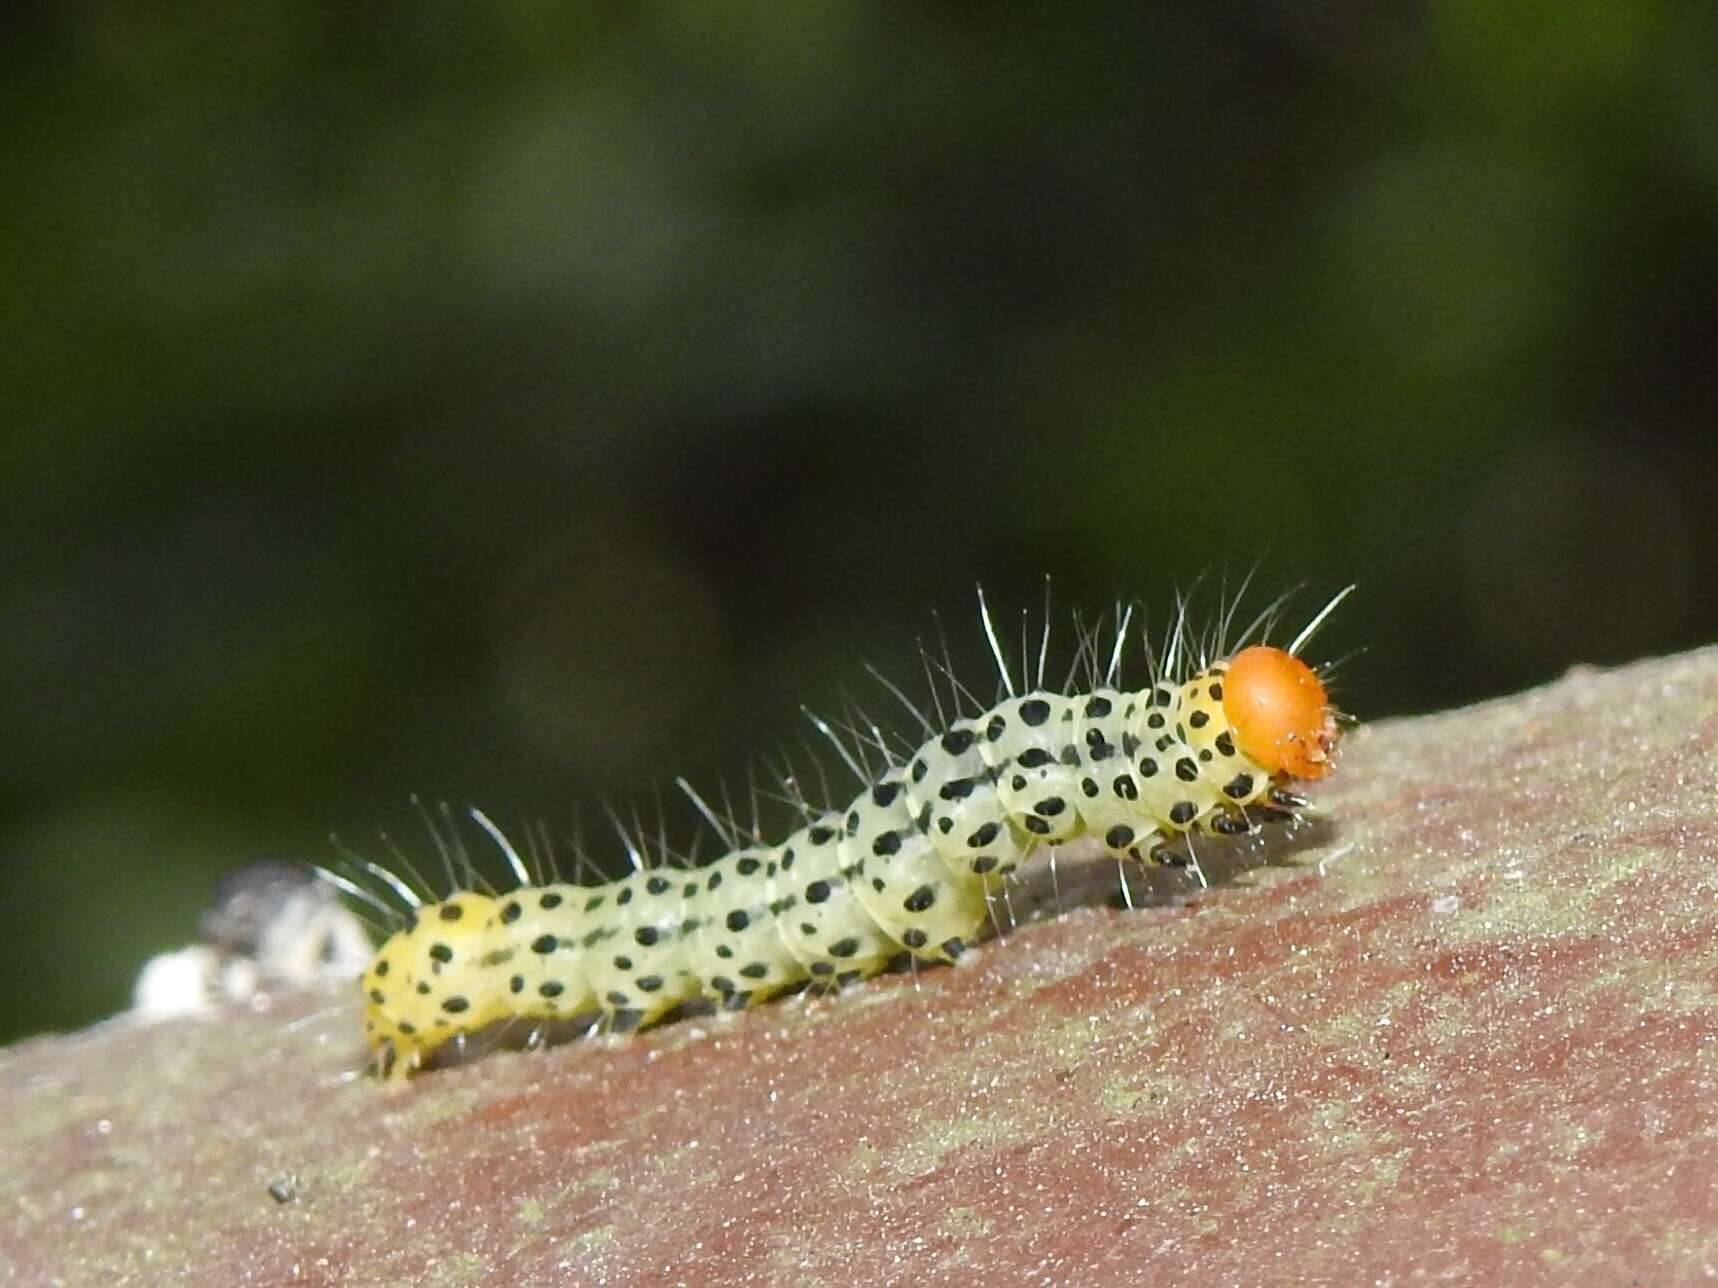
334;589;1352;1081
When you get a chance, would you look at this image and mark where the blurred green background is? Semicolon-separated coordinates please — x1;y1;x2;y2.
4;2;1716;1047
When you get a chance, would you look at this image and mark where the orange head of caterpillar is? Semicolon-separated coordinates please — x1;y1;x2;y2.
361;891;506;1081
1220;645;1342;782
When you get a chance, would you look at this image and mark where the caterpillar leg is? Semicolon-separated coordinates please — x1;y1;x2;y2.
1142;838;1208;890
1147;842;1187;869
1209;811;1254;837
1269;786;1318;815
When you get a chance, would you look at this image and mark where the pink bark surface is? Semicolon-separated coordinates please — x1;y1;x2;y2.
5;647;1718;1286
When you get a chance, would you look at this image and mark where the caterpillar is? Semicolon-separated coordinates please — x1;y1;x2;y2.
328;586;1353;1081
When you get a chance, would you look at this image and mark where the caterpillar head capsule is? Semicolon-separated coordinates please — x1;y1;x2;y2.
1221;645;1341;781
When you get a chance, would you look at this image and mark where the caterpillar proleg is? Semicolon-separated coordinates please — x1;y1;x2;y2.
328;585;1354;1080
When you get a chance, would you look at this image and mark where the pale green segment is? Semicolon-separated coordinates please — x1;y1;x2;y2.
981;691;1088;843
900;714;1031;887
492;881;599;1019
682;846;805;1006
840;768;993;964
577;867;700;1024
764;811;898;984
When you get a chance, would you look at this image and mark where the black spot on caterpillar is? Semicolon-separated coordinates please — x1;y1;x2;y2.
326;586;1354;1080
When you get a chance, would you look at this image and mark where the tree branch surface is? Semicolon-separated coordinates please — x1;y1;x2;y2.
5;647;1718;1285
